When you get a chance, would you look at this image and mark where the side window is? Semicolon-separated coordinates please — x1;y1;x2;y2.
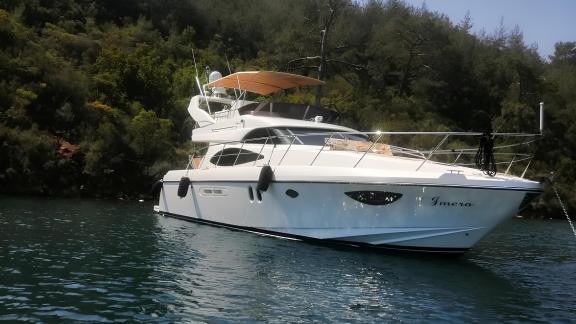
210;148;264;166
243;128;281;144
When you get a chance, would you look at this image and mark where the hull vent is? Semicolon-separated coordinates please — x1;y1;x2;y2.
345;191;403;205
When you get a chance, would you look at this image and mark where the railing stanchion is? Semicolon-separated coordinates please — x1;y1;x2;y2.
267;139;276;165
451;149;463;166
214;143;226;167
185;154;194;170
416;135;449;171
354;133;383;168
310;134;333;166
254;138;269;166
232;141;245;166
505;154;517;174
278;136;296;166
521;158;532;178
199;145;208;169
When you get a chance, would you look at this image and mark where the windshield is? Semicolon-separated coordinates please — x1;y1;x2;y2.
272;128;368;146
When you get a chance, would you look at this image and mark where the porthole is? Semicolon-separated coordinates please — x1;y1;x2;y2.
285;189;299;198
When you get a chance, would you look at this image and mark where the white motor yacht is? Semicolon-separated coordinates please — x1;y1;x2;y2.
154;71;542;253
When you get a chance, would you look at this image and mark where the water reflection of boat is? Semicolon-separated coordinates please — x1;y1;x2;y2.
154;71;542;253
155;215;540;322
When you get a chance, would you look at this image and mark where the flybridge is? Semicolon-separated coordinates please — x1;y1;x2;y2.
188;70;338;137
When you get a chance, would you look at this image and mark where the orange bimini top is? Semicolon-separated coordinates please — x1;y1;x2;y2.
206;71;324;96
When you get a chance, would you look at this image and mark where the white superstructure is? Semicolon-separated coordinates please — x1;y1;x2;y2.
155;71;541;253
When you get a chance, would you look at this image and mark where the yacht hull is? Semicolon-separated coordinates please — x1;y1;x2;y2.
156;170;539;253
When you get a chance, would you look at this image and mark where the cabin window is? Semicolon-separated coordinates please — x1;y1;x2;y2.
273;128;369;146
243;127;369;146
210;148;264;166
199;101;230;113
243;128;282;144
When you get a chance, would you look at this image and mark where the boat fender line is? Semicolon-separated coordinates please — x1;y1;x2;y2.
548;172;576;239
150;180;163;195
257;165;274;192
475;132;496;177
177;176;191;198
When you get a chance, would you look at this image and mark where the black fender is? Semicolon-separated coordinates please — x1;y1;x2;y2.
177;176;191;198
257;165;274;192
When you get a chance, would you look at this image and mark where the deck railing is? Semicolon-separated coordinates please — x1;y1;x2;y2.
190;130;539;178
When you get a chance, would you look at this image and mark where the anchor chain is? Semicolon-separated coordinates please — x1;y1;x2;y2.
551;182;576;238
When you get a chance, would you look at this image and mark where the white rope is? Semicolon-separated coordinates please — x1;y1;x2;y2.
552;183;576;238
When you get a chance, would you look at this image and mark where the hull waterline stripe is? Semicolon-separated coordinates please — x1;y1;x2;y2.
157;211;469;254
161;180;542;193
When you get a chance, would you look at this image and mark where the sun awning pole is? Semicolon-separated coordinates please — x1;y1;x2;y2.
539;102;544;134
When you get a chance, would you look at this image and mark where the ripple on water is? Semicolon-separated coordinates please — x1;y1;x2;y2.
0;198;575;322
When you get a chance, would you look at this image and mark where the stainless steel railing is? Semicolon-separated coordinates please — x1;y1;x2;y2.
193;130;539;178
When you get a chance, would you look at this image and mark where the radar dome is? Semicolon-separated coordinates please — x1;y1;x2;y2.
208;71;223;83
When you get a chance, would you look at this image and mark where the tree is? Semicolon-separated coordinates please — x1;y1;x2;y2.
128;109;174;176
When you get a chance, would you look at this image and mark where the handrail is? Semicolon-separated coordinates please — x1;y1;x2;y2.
452;150;464;166
521;159;533;178
278;136;296;166
505;154;517;174
267;141;276;165
310;134;333;166
353;132;383;168
189;129;540;177
232;141;245;166
214;143;226;168
254;137;269;166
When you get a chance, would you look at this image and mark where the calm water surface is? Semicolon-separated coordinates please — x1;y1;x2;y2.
0;197;575;322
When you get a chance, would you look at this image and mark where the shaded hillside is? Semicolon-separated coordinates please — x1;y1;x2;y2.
0;0;574;217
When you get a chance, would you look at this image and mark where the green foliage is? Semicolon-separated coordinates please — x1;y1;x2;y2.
128;109;174;172
0;0;574;216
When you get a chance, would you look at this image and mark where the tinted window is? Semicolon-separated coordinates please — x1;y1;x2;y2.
238;102;339;123
273;128;368;145
200;101;230;113
210;148;264;166
243;128;282;144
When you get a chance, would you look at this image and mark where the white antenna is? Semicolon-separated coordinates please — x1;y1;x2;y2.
192;49;199;77
192;49;212;114
225;53;239;101
539;102;544;134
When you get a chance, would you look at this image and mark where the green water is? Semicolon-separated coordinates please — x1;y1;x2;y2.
0;197;575;322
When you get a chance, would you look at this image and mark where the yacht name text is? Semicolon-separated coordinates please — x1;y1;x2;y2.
431;196;473;207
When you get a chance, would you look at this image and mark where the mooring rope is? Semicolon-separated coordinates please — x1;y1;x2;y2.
475;132;497;176
551;181;576;238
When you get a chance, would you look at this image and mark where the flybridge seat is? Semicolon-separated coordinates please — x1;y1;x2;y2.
238;102;339;123
326;138;393;156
